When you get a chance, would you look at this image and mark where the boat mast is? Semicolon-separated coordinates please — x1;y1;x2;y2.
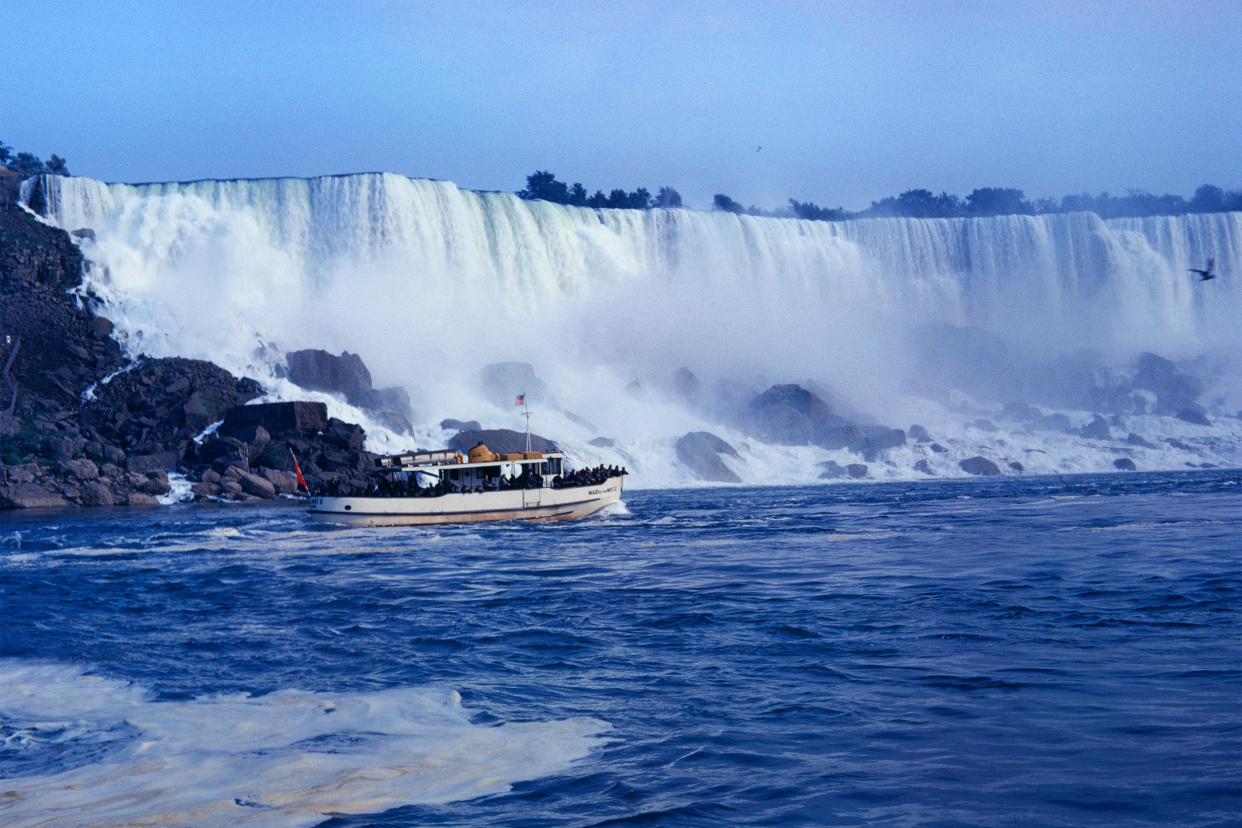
524;392;531;452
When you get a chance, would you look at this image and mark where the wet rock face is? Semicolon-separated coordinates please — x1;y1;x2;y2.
675;431;741;483
1133;352;1203;413
1113;458;1137;471
1081;415;1111;440
222;401;327;439
286;349;372;403
1175;407;1211;427
745;384;834;446
477;362;550;410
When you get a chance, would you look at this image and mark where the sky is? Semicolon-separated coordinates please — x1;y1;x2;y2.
3;0;1239;211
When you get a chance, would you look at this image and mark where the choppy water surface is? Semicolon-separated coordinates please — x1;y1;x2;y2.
1;471;1239;827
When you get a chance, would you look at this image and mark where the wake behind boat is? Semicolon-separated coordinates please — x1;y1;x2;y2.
308;444;626;526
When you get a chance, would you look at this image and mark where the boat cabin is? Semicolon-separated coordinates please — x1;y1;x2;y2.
373;445;565;491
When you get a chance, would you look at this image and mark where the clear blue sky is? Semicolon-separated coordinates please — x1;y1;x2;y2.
4;0;1238;210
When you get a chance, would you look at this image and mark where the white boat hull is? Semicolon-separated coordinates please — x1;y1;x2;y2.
308;477;624;526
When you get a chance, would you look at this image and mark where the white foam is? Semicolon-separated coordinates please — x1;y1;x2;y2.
0;661;610;828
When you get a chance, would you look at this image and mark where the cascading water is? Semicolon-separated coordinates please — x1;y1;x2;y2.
22;173;1242;485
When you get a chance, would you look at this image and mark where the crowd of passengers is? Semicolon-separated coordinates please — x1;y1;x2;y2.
313;464;626;498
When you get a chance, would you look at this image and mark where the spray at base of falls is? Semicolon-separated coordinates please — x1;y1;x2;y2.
23;173;1242;487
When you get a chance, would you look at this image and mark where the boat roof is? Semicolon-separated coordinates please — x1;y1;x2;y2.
375;449;564;471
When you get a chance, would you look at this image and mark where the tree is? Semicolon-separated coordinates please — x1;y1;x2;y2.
46;154;69;175
628;188;652;210
9;152;47;175
713;194;744;214
517;170;570;203
965;187;1032;216
568;182;588;206
1189;184;1225;213
586;190;608;208
606;189;630;209
788;199;847;221
654;186;682;208
0;141;10;166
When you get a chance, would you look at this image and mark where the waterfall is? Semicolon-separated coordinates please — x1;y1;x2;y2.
21;173;1242;483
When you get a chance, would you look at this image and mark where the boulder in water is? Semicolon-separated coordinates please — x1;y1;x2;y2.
745;385;833;445
909;424;932;442
959;456;1001;476
0;482;69;509
1113;458;1137;471
1001;402;1042;422
846;463;868;479
815;423;865;450
929;443;947;453
1127;433;1155;448
674;432;741;483
1008;461;1024;472
913;459;934;475
589;437;615;448
967;419;998;433
863;427;906;451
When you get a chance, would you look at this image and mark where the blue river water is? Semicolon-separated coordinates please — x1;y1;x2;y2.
1;471;1239;827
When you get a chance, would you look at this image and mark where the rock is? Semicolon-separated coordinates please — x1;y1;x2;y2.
222;424;270;460
862;449;878;463
674;431;741;483
60;458;99;482
959;456;1001;476
746;385;833;445
219;479;244;496
0;482;70;509
1133;352;1203;412
967;419;999;433
1165;438;1193;451
100;462;123;478
1113;458;1137;471
908;424;932;442
863;427;906;451
846;463;868;479
1001;402;1042;422
40;435;75;464
78;481;114;506
447;429;558;455
357;386;413;420
1008;461;1024;472
259;467;298;494
322;418;366;451
441;419;481;432
1109;414;1126;429
913;459;934;475
127;451;180;473
0;413;20;436
238;471;277;499
1175;407;1211;427
1127;433;1155;448
201;469;222;484
1081;415;1111;440
816;424;865;450
929;443;947;454
1032;413;1073;432
90;317;113;338
286;349;372;403
191;481;221;497
819;460;846;479
375;411;413;436
138;475;171;496
127;492;160;505
221;401;328;438
102;444;125;465
589;437;615;448
673;367;700;399
476;362;550;409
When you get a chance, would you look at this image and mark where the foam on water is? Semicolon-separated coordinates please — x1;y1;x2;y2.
0;661;610;828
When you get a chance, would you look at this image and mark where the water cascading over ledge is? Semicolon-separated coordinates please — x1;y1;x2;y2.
20;172;1242;483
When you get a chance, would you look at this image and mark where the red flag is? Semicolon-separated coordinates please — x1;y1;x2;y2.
290;449;308;491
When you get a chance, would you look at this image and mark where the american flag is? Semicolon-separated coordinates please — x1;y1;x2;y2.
515;394;526;406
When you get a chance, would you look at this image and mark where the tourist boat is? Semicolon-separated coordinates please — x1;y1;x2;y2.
308;444;625;526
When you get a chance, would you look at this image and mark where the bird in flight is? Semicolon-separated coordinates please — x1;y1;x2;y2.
753;146;762;152
1189;258;1216;281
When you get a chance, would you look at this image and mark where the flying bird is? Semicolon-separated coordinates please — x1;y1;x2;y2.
753;146;762;152
1189;258;1216;281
